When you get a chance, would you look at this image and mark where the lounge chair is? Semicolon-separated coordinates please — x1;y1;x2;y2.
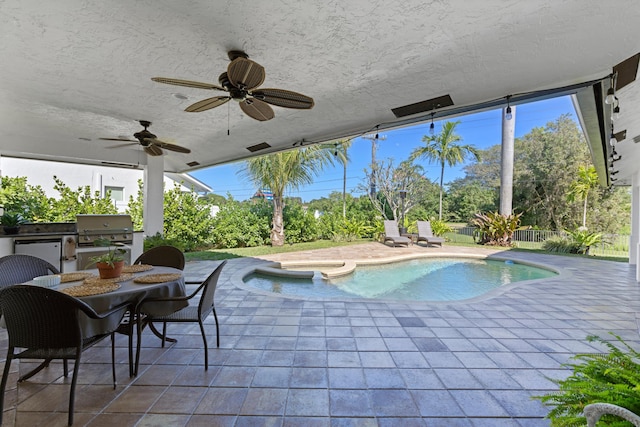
416;220;445;247
382;220;411;247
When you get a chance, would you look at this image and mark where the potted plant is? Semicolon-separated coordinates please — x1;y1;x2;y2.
89;246;127;279
1;212;26;235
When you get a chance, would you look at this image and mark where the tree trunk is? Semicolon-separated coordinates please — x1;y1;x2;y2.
271;196;285;246
342;162;347;218
438;162;445;220
582;194;588;228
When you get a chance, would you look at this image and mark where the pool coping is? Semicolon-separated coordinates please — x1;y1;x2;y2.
231;251;569;305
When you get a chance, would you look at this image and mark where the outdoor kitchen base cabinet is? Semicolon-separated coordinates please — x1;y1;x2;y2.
14;238;62;272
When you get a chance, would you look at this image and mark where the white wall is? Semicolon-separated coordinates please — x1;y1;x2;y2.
0;157;192;212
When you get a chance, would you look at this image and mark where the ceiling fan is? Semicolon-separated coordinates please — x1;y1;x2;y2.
99;120;191;156
151;50;315;121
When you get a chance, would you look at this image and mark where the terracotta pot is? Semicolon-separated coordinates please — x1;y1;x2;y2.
96;260;124;279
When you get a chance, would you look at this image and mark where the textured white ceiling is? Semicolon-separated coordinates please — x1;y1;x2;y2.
1;0;639;180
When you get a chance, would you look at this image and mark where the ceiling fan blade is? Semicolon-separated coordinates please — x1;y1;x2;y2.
151;77;225;91
185;96;230;112
240;98;275;121
227;57;265;90
99;137;137;142
107;142;139;149
152;139;191;154
144;145;163;156
251;88;315;109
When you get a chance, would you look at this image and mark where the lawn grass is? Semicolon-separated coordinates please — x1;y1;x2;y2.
184;238;628;263
184;239;376;261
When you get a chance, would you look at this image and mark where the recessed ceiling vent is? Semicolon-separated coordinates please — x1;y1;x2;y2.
632;134;640;144
391;94;454;118
186;161;200;167
247;142;271;152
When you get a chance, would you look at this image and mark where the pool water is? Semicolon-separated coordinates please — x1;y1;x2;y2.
244;257;557;301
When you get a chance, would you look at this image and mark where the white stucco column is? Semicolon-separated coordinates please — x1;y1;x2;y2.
500;105;515;215
630;172;640;282
143;155;164;237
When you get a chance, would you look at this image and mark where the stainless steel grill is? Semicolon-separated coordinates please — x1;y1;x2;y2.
75;214;133;247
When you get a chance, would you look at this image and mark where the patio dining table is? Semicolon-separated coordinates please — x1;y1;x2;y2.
54;266;188;337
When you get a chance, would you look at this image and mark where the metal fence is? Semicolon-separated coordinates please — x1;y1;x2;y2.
445;226;629;258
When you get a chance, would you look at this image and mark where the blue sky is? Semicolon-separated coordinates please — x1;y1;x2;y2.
191;96;577;202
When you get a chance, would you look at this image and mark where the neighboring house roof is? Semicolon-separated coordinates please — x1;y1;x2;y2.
165;172;213;194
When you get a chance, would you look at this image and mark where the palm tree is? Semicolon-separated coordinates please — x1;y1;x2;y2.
410;121;480;220
567;165;598;228
333;139;352;218
241;146;336;246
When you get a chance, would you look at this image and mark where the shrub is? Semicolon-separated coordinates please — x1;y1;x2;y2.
568;228;603;255
283;202;318;244
429;218;452;237
542;236;580;253
209;200;270;248
332;218;374;242
534;334;640;427
542;229;603;255
143;233;185;252
470;211;522;246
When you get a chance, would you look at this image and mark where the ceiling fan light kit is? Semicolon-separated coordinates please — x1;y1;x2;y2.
152;50;314;122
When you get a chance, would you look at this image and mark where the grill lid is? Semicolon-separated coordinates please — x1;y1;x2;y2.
76;214;133;246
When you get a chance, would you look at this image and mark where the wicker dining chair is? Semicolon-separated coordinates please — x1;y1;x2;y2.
135;260;227;374
0;285;129;426
0;254;60;288
133;245;185;270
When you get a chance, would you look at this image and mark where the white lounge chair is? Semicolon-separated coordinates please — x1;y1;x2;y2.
383;220;411;247
416;221;445;247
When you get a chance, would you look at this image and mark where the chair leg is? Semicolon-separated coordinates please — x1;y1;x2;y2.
213;307;220;348
198;319;209;370
18;358;52;382
162;322;167;348
111;334;116;389
135;313;144;377
63;359;69;377
0;349;14;425
68;352;82;426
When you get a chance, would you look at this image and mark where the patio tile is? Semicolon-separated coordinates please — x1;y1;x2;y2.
290;367;328;388
390;351;428;368
329;389;372;416
411;390;465;416
240;388;288;416
195;387;248;415
185;414;237;426
363;368;406;388
370;389;420;416
252;367;292;387
449;389;510;417
150;386;206;414
210;366;256;387
412;337;448;352
434;368;482;389
328;368;367;389
399;368;443;389
285;389;330;416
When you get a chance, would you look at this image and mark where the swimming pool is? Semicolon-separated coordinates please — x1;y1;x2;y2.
243;257;558;301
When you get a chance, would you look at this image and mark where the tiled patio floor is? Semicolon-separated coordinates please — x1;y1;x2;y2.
1;242;639;426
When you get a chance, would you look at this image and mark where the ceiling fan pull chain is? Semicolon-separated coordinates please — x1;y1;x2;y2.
227;101;230;135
